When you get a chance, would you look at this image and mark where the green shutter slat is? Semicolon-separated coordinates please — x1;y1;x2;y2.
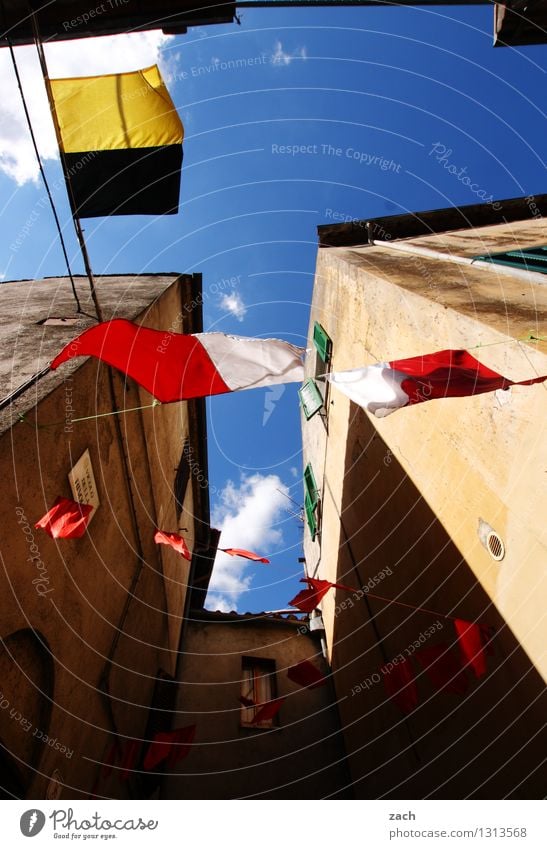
305;491;318;540
313;322;332;363
508;250;547;265
473;245;547;275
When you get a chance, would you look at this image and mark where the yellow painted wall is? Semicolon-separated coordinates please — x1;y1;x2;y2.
0;276;205;798
301;218;547;797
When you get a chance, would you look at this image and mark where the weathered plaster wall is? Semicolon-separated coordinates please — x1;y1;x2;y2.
163;614;350;799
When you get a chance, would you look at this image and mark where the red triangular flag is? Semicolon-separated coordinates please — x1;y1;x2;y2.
302;576;354;592
101;741;121;779
35;496;93;539
288;587;330;613
50;319;304;403
143;725;196;770
415;643;469;695
454;619;487;678
382;658;419;713
166;725;196;769
251;697;285;725
287;659;326;689
119;739;141;781
288;577;354;613
221;548;270;563
154;530;191;561
143;734;171;771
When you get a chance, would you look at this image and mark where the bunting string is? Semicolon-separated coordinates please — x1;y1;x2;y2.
18;400;161;430
316;331;546;381
357;589;486;626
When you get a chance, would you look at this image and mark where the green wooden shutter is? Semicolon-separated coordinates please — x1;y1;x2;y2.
303;463;320;539
304;463;319;507
298;379;324;420
313;321;332;363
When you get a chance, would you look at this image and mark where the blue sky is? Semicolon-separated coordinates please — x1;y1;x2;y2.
1;5;545;612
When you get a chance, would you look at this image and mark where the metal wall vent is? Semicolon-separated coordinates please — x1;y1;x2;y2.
486;532;505;561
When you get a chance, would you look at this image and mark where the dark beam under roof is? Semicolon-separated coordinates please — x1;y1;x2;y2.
317;194;547;248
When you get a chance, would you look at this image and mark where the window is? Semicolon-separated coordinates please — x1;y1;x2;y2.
473;245;547;274
240;657;277;728
303;462;320;541
298;378;324;420
174;440;191;515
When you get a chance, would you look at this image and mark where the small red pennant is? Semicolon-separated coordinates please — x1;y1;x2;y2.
288;577;353;612
119;739;141;781
221;548;270;563
35;496;93;539
154;530;191;561
143;725;196;770
415;643;469;695
287;659;327;689
454;619;487;678
251;698;286;724
382;657;419;713
166;725;197;769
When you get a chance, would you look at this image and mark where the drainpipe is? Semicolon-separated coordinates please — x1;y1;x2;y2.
368;236;546;285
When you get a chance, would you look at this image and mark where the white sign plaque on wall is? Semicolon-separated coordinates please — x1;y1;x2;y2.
68;448;100;522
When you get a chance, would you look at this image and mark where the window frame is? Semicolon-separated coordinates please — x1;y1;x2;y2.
240;656;278;729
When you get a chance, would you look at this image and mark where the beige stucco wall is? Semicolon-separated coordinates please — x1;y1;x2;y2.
301;217;547;797
0;275;205;799
162;613;350;799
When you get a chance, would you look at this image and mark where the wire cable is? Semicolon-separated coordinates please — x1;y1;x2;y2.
1;2;82;312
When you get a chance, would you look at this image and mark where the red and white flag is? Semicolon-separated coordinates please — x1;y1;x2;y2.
154;530;191;561
50;319;304;403
35;496;93;539
220;548;270;563
327;349;546;418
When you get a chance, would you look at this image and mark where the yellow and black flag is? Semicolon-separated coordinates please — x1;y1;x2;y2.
50;65;183;217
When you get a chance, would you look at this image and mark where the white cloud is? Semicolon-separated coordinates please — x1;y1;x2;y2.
203;594;233;614
205;474;289;611
271;42;307;67
0;32;171;185
290;466;299;478
220;291;247;322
